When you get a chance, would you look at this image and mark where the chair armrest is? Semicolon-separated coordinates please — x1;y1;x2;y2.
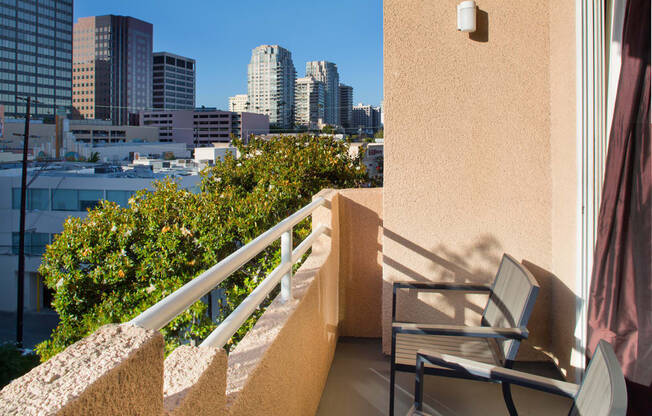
392;322;529;340
416;349;579;398
393;281;492;292
391;281;491;321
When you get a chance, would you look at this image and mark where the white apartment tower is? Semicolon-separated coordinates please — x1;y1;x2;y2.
229;94;249;112
295;77;325;129
247;45;296;128
305;61;339;126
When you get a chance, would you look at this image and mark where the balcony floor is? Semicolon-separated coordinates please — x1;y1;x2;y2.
317;338;573;416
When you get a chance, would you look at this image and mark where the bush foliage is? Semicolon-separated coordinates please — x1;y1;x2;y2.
36;136;368;361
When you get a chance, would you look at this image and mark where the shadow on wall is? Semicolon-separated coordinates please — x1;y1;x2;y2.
383;229;502;329
469;7;489;43
382;229;571;373
523;259;582;379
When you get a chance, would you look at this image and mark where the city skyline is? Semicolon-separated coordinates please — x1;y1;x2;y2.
73;0;383;111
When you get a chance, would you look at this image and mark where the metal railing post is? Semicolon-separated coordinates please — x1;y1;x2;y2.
280;228;293;301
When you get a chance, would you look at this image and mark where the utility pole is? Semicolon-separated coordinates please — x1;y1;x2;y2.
15;96;38;347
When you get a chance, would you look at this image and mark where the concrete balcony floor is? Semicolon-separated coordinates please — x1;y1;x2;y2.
317;338;573;416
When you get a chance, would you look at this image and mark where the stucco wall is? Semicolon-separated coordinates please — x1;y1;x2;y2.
225;189;341;416
383;0;577;373
338;188;383;337
548;0;579;380
0;324;164;415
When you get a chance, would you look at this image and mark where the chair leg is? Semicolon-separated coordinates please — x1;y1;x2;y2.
501;360;518;416
390;366;396;416
414;355;425;411
390;330;397;416
501;382;518;416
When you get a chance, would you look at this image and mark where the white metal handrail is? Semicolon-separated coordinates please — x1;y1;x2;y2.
129;197;326;335
200;224;327;348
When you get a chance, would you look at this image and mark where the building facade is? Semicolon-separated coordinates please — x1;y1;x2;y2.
247;45;295;129
294;76;324;129
305;61;339;126
228;94;248;112
73;15;153;125
0;165;200;312
0;0;73;119
0;118;159;155
153;52;195;110
352;103;381;134
338;83;353;129
139;108;269;145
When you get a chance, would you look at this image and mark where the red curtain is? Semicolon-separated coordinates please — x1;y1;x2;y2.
587;0;650;413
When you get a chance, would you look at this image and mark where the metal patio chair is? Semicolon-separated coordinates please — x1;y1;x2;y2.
411;340;627;416
390;254;539;416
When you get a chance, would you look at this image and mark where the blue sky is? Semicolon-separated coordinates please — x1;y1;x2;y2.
74;0;383;109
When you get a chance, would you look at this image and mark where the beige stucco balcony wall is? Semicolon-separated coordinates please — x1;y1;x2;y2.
0;324;165;415
383;0;578;378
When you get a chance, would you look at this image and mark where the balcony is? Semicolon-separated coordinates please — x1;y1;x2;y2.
0;188;574;415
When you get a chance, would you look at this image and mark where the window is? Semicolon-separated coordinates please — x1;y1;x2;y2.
78;189;102;210
106;190;134;207
51;189;102;211
12;188;49;210
12;232;50;256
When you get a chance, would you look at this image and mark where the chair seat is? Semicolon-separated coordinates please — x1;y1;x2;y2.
394;333;499;368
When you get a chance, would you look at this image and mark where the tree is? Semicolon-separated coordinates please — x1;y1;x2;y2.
36;136;368;360
374;128;384;139
321;125;335;134
88;152;100;163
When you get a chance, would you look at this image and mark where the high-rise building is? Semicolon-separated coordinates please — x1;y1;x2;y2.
352;103;382;133
228;94;248;112
294;76;324;129
0;0;73;119
153;52;195;110
247;45;295;129
338;83;353;129
73;15;152;125
305;61;339;126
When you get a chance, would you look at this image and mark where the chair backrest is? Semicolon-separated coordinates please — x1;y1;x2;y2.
481;254;539;362
569;340;627;416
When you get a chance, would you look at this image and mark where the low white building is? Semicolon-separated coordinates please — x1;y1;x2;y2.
34;139;190;163
0;163;200;312
348;140;383;179
194;143;239;167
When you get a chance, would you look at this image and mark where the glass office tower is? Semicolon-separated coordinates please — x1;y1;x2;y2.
0;0;73;119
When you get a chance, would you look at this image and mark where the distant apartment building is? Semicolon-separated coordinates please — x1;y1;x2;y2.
305;61;339;126
228;94;248;112
294;77;324;129
247;45;296;128
0;0;73;119
73;15;153;125
352;103;382;133
153;52;195;110
338;83;353;129
139;108;269;145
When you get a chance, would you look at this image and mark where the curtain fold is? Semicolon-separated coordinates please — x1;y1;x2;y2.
586;0;650;393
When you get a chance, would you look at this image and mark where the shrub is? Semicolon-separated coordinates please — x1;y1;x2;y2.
36;135;369;360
